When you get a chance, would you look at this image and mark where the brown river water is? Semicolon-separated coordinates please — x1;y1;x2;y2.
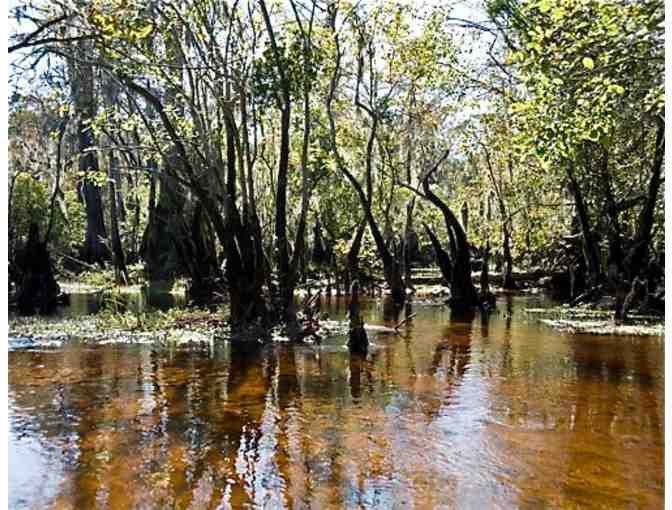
8;295;663;509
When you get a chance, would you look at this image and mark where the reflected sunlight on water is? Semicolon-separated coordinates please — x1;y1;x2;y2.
8;295;663;509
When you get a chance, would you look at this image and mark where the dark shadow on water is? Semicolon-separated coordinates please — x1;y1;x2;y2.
382;296;403;323
348;351;379;403
448;307;476;324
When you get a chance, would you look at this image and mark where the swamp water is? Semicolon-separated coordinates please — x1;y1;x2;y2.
9;295;663;509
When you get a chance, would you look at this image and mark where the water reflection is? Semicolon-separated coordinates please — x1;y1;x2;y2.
8;296;664;509
59;287;187;318
382;297;402;323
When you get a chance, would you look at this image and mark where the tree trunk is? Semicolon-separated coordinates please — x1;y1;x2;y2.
108;152;128;284
345;220;366;292
421;170;479;311
275;103;293;318
403;198;416;292
15;223;61;315
175;204;221;305
566;165;601;287
71;40;108;265
142;162;186;281
112;152;126;223
501;222;516;290
461;202;469;234
424;223;452;285
623;122;664;279
347;280;368;353
221;103;268;327
312;217;328;264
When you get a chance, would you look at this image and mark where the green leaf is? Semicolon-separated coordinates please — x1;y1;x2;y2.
551;7;566;20
582;57;594;70
538;0;552;13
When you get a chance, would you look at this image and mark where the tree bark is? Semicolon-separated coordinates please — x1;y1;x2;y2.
421;166;479;311
566;164;601;287
15;223;61;315
623;121;664;278
71;41;108;265
345;220;366;292
347;280;368;353
108;152;128;284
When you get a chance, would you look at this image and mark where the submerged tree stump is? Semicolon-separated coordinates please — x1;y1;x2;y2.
347;280;368;353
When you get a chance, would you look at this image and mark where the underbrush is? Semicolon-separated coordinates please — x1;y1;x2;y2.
94;306;229;333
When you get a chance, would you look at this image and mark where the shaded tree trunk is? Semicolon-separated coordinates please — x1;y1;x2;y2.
347;280;368;353
71;42;108;265
623;121;664;279
461;202;469;234
345;220;366;292
424;223;452;285
421;163;479;311
15;223;60;315
312;217;328;264
108;152;128;284
142;162;186;281
566;164;601;287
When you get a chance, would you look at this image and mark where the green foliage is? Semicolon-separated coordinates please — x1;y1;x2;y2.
10;173;86;252
8;0;664;298
507;0;663;166
11;173;51;238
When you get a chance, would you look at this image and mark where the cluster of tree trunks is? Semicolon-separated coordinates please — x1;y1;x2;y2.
11;1;663;331
567;121;664;319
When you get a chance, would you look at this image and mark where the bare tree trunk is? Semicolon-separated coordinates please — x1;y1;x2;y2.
623;122;664;278
421;165;479;311
566;164;601;288
71;41;108;265
347;280;368;353
501;223;516;290
142;160;186;281
424;223;452;285
112;152;126;223
108;152;128;284
16;223;60;315
403;198;416;292
461;202;469;234
346;220;366;292
45;115;69;245
324;6;405;305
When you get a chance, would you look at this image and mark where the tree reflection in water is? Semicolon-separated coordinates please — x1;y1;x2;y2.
8;296;664;509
